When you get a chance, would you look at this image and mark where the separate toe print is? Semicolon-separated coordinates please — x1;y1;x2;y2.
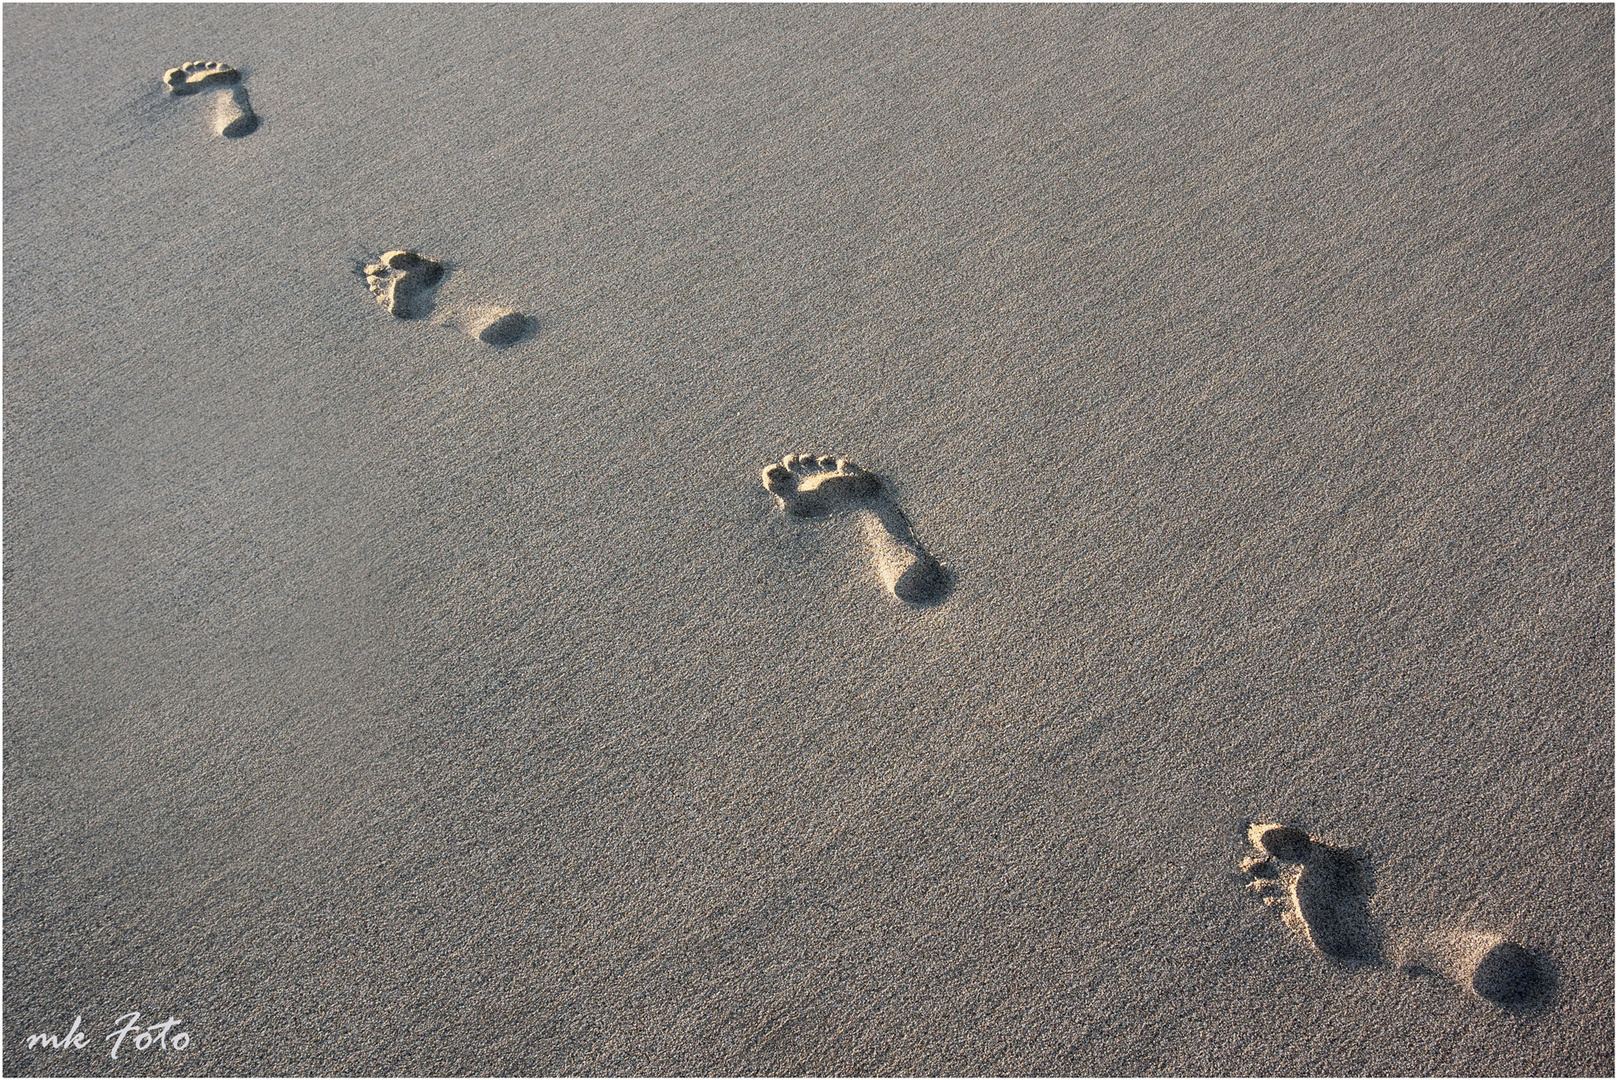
1241;823;1377;966
163;61;258;137
760;453;952;606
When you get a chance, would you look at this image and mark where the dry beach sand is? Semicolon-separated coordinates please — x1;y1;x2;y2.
3;4;1613;1075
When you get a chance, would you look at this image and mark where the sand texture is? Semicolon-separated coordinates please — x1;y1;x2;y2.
3;4;1613;1075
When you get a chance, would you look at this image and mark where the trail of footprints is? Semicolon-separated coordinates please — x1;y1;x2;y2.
163;65;532;346
155;58;1558;1017
1242;823;1551;1009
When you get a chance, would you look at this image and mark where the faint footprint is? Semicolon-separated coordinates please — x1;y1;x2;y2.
760;454;952;606
1241;823;1378;965
364;251;446;320
439;304;535;347
1401;931;1553;1010
163;61;258;138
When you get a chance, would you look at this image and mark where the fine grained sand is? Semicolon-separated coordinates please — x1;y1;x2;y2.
3;4;1612;1075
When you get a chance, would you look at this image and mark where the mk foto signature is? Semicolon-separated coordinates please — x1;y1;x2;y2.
23;1013;191;1058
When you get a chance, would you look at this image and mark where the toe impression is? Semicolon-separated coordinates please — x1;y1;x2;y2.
165;61;241;96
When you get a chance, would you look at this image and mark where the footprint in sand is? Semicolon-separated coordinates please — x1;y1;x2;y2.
1241;823;1378;965
163;61;258;138
362;251;534;345
364;251;447;320
1241;823;1551;1008
760;453;952;606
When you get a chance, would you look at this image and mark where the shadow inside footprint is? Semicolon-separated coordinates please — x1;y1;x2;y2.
364;251;446;320
1403;933;1557;1010
217;86;259;138
471;310;535;347
863;497;954;605
1471;941;1554;1010
1244;824;1379;967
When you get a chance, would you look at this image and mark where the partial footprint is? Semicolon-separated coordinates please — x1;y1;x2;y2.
163;60;238;95
440;304;535;347
760;454;952;606
364;251;446;320
1401;931;1552;1010
1241;823;1378;965
163;61;258;138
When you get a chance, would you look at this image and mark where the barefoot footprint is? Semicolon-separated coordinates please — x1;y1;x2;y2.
163;61;258;138
361;253;535;344
364;251;447;320
1240;823;1553;1006
1241;823;1377;965
760;454;952;606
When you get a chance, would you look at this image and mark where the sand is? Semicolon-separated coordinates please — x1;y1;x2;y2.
3;4;1612;1075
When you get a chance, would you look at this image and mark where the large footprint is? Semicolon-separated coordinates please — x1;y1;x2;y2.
760;454;951;606
1242;823;1378;965
1240;823;1551;1007
163;61;258;138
